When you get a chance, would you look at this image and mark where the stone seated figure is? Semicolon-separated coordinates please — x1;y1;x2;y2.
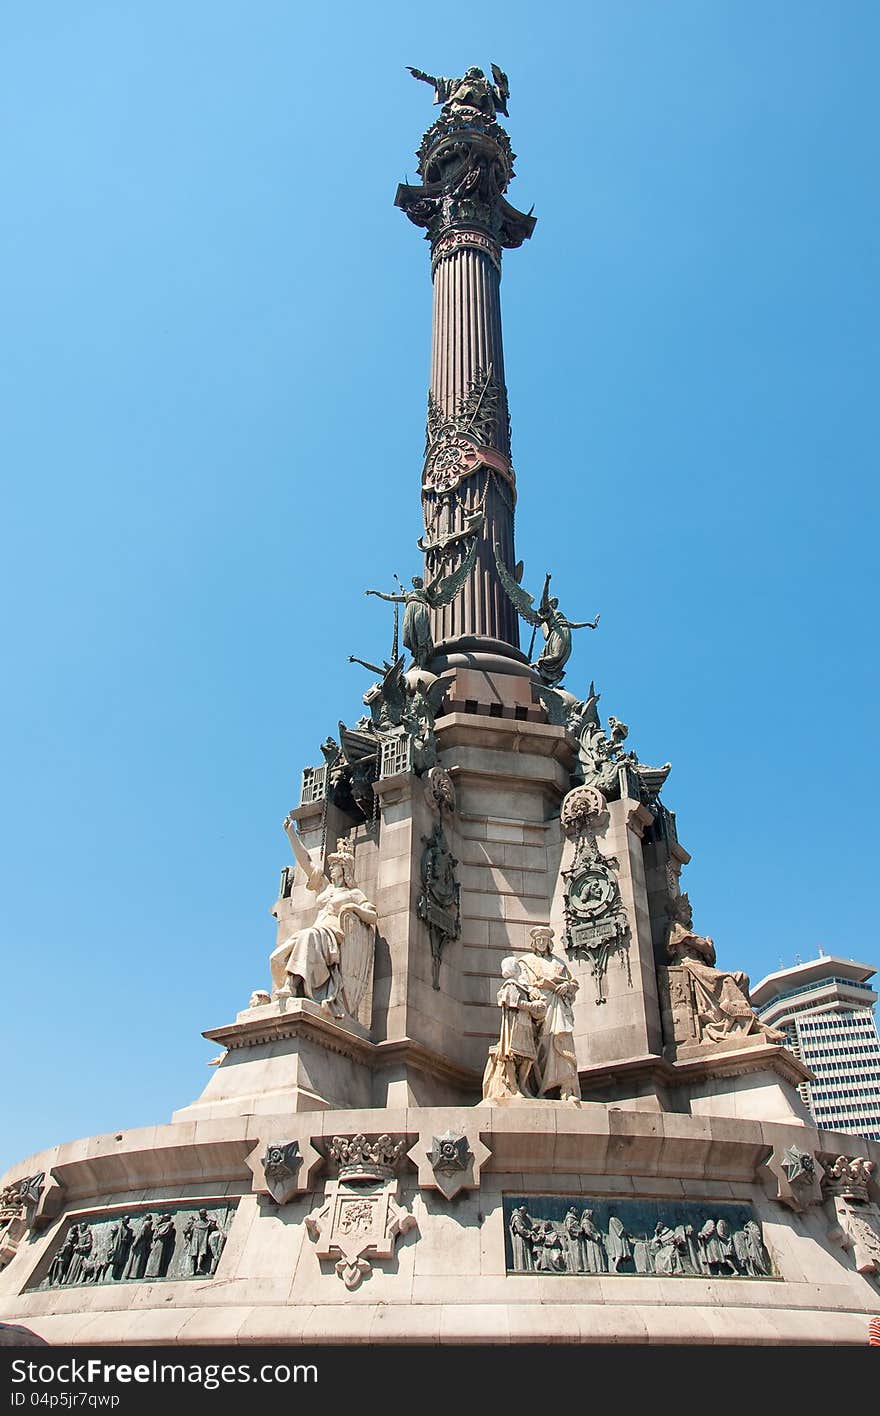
664;894;784;1049
269;822;378;1024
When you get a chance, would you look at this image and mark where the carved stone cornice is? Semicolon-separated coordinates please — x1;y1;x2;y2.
203;1005;483;1094
572;1041;812;1101
203;999;372;1056
47;1135;254;1207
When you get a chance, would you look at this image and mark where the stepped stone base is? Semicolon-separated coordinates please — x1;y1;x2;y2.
2;1106;878;1346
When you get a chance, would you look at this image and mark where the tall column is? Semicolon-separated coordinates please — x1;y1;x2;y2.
396;68;535;657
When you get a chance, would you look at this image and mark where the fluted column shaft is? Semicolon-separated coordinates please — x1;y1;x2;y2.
424;243;519;648
430;248;507;446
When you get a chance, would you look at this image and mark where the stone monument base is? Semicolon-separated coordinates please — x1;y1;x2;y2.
173;1000;481;1122
2;1105;878;1346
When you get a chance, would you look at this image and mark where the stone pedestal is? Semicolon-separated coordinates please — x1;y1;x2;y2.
3;1107;879;1346
175;1000;481;1123
550;794;664;1072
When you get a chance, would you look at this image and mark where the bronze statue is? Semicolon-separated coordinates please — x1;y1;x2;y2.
494;545;599;685
407;63;509;119
349;654;449;774
365;538;478;668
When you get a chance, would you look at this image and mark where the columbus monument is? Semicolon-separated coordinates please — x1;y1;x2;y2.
2;65;879;1345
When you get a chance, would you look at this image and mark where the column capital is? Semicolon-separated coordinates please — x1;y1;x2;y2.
395;88;535;256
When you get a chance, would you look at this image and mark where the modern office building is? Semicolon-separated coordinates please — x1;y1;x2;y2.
751;955;880;1140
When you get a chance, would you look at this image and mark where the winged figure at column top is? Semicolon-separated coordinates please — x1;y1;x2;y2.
494;543;599;687
365;536;479;669
407;63;510;119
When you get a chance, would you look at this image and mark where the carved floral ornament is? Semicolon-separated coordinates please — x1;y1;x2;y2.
429;1133;471;1175
261;1142;303;1206
782;1146;818;1189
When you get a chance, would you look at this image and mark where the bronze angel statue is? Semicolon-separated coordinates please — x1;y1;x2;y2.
365;538;478;669
494;544;599;686
407;63;509;120
349;654;449;773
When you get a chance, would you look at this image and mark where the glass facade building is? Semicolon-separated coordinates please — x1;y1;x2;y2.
751;956;880;1141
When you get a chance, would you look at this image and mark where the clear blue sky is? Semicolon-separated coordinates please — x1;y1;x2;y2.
2;3;877;1170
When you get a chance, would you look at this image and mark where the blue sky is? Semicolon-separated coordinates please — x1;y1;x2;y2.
2;2;877;1168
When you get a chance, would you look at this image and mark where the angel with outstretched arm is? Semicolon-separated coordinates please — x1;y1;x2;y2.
493;544;599;687
365;538;478;668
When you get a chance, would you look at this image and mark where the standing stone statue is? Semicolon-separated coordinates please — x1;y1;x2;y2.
66;1224;93;1285
494;546;599;686
483;928;581;1103
508;1205;535;1272
182;1209;218;1277
563;1207;586;1272
605;1216;632;1273
270;822;378;1021
516;927;581;1102
580;1209;607;1273
144;1213;176;1279
49;1226;77;1286
108;1216;134;1281
123;1215;152;1280
365;539;478;669
482;956;547;1101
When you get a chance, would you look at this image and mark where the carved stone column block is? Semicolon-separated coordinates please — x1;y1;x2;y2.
759;1144;825;1212
552;785;663;1067
246;1135;323;1205
407;1128;491;1200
